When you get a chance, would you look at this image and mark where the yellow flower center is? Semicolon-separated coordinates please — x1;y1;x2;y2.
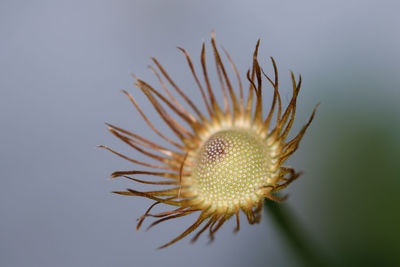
192;129;273;209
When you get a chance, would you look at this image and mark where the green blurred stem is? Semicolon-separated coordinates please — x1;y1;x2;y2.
264;198;326;267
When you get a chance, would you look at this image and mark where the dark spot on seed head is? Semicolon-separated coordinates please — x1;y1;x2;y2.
205;137;228;162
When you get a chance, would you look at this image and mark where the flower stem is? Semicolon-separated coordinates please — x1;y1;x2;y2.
264;198;328;267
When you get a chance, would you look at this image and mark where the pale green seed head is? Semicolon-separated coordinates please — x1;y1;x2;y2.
106;34;316;248
192;129;275;209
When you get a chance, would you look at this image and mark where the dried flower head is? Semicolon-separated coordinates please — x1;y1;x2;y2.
100;33;317;249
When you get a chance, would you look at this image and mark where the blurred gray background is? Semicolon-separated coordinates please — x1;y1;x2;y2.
1;0;399;266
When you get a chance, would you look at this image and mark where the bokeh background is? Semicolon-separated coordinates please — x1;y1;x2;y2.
1;1;399;266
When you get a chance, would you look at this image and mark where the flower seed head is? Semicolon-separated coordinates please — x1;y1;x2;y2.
192;129;275;211
101;32;317;249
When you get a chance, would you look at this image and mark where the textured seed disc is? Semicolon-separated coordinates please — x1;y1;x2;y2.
192;129;272;208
